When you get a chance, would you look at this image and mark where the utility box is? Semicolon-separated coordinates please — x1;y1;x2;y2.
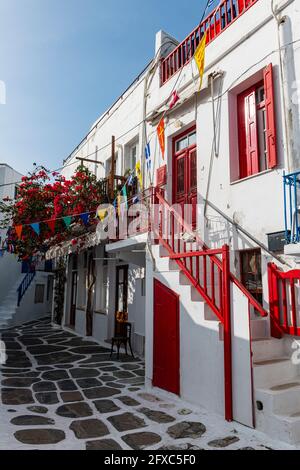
267;231;288;253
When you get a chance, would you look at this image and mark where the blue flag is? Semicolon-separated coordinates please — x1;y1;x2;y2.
145;142;151;170
80;213;90;226
31;223;40;236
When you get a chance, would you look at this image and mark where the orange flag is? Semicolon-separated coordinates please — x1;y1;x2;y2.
157;117;165;160
15;225;23;240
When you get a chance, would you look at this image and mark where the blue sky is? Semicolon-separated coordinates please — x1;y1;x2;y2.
0;0;213;175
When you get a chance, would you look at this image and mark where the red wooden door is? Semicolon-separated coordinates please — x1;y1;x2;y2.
173;129;197;229
153;279;180;395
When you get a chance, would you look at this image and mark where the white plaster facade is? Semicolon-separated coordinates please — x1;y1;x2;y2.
57;0;300;444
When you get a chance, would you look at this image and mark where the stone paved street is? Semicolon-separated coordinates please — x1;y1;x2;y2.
0;319;294;450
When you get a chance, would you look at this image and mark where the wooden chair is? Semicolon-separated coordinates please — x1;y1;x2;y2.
110;321;135;360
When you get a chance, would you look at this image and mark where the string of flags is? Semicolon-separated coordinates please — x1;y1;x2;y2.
11;211;95;241
5;31;208;250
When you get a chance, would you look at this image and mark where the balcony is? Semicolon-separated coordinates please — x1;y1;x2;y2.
284;171;300;251
160;0;259;86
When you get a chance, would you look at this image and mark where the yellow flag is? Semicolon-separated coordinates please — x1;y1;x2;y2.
194;31;207;91
117;194;122;217
97;208;107;221
135;161;143;190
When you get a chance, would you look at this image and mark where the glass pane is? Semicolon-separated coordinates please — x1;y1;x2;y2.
190;151;197;188
118;285;124;311
257;107;268;172
118;268;124;283
188;132;196;146
177;158;185;194
176;136;188;152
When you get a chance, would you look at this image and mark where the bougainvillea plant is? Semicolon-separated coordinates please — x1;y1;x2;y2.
0;165;106;261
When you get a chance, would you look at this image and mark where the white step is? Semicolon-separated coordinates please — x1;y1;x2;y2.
255;381;300;415
253;357;298;388
250;318;269;340
255;403;300;445
252;338;286;362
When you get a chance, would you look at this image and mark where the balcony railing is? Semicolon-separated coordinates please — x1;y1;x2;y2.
283;171;300;244
160;0;259;85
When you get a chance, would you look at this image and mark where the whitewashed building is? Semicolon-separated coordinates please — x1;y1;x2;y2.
54;0;300;444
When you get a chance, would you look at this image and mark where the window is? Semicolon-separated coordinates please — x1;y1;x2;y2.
175;130;196;153
125;140;138;173
34;284;45;304
240;249;263;304
237;64;277;180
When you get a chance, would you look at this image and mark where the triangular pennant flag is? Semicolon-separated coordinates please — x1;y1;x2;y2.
15;225;23;240
47;220;56;233
122;186;128;210
132;196;139;204
157;118;165;160
145;143;151;170
169;90;180;109
63;216;72;228
128;173;134;186
79;213;89;226
135;161;143;190
117;194;122;217
97;209;107;221
194;31;207;91
30;223;40;236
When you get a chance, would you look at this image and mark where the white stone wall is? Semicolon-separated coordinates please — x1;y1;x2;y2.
58;0;300;416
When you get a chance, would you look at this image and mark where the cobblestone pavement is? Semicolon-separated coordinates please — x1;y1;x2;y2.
0;319;294;450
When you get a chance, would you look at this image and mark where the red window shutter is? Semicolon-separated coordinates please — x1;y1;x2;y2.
264;63;277;169
238;87;259;178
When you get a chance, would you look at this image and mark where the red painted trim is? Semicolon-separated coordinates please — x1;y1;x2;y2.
264;63;278;169
222;244;233;422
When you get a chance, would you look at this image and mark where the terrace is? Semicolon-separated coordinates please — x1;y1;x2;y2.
160;0;259;85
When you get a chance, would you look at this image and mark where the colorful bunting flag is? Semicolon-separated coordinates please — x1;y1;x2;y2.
169;90;180;109
47;220;56;233
128;173;134;186
145;143;151;170
80;213;89;226
135;161;143;190
15;225;23;240
97;209;107;221
122;186;128;210
117;193;122;217
157;118;165;160
132;196;139;204
194;31;207;91
30;223;40;236
63;216;72;228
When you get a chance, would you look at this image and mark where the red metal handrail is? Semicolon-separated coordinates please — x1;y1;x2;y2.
161;0;259;85
154;189;267;318
268;263;300;338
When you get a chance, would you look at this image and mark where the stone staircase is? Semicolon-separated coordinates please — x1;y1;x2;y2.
0;275;26;329
252;334;300;445
153;243;300;445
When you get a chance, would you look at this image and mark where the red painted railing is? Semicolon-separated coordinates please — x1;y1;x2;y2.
161;0;259;85
268;263;300;338
152;189;267;421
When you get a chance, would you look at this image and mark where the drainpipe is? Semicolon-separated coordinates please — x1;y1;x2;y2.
271;0;293;172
